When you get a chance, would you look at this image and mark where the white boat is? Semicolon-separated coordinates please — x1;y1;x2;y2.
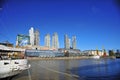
0;45;30;79
92;55;100;59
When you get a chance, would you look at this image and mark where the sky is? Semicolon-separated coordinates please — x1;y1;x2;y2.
0;0;120;50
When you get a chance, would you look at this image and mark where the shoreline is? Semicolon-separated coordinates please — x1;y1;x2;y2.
27;56;116;60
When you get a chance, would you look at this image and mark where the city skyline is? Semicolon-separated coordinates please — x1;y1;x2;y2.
15;27;77;50
0;0;120;50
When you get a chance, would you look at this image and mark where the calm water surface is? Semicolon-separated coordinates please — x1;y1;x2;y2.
12;58;120;80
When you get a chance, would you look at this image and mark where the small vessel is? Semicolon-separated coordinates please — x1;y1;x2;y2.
92;55;100;59
116;55;120;58
92;49;100;59
0;45;30;79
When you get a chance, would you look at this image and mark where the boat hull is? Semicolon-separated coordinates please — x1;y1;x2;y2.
0;59;30;78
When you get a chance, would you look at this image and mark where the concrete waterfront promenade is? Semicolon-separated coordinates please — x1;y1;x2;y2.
27;56;116;60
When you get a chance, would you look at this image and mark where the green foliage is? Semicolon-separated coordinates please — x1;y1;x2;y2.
109;50;115;56
64;51;69;57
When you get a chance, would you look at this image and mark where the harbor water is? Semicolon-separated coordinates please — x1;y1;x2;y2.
12;58;120;80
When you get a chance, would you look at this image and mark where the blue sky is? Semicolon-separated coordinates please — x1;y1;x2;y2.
0;0;120;50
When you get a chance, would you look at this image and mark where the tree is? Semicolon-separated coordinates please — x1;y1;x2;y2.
109;50;115;56
115;49;120;57
103;49;107;57
64;51;69;57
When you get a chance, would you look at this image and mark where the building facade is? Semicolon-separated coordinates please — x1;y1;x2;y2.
64;34;70;49
34;30;40;46
45;33;50;48
16;34;30;47
29;27;34;46
52;32;59;49
72;36;76;49
25;49;64;57
29;27;40;46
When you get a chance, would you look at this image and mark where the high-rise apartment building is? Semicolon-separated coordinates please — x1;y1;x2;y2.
29;27;40;46
34;30;40;46
52;32;59;49
68;38;71;48
64;34;70;49
72;36;76;49
29;27;34;46
45;33;50;48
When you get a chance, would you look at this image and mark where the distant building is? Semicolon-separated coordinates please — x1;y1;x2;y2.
64;34;70;49
58;48;81;56
0;41;13;47
16;34;30;46
29;27;40;46
29;27;34;46
68;38;71;48
25;49;64;57
45;33;50;48
34;29;40;46
52;32;59;49
72;36;76;49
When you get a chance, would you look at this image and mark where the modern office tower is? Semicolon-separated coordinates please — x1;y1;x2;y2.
52;32;59;49
45;33;50;48
34;29;40;46
29;27;34;46
72;36;76;49
16;34;30;46
64;34;70;49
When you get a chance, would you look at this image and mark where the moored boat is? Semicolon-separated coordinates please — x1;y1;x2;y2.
92;55;100;59
0;45;30;79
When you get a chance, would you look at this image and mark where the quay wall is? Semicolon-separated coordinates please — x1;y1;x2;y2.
27;56;116;60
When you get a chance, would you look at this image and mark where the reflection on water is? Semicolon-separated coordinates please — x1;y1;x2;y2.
12;58;120;80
